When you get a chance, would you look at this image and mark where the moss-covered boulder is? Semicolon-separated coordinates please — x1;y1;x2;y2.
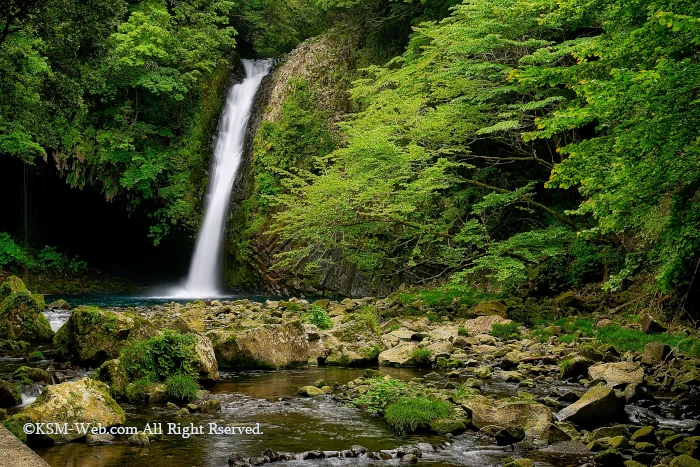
97;330;219;395
12;366;52;385
460;396;553;442
3;378;125;443
54;306;158;365
170;309;205;334
208;321;310;369
0;379;21;408
0;277;53;342
0;275;26;300
555;384;625;428
378;342;419;367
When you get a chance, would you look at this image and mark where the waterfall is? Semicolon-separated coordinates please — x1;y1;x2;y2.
171;59;272;298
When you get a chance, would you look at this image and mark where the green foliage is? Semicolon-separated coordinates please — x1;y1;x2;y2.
411;348;432;366
37;246;87;273
596;325;700;357
27;350;44;362
119;330;199;382
125;377;154;402
396;285;494;308
457;327;469;337
164;373;200;401
0;233;35;271
490;322;520;339
351;377;412;414
384;397;452;434
304;305;333;330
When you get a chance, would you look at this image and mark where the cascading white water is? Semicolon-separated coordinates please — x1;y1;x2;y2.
170;59;272;298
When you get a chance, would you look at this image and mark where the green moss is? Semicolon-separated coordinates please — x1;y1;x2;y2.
491;322;520;339
0;291;54;342
125;377;154;402
3;414;30;442
384;397;452;434
394;285;495;308
119;330;200;382
27;350;44;361
458;326;469;337
411;348;432;367
0;276;27;302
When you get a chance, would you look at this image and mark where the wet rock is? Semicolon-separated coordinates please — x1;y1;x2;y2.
298;386;325;397
208;322;310;369
473;300;508;318
664;434;686;450
669;454;700;467
501;371;525;383
555;384;625;428
263;448;280;461
166;401;178;409
364;369;382;378
641;313;667;334
675;437;700;457
495;426;526;446
608;435;632;449
187;403;200;412
0;277;54;342
228;452;249;466
378;342;418;367
589;426;630;441
86;433;114;445
642;342;672;366
429;418;466;435
48;299;71;310
462;396;553;442
193;334;220;381
464;316;512;335
54;306;157;365
200;398;221;414
12;366;52;385
127;432;150;446
0;379;21;407
4;378;125;443
631;426;657;444
561;356;594;380
175;408;189;416
588;362;644;386
592;449;625;466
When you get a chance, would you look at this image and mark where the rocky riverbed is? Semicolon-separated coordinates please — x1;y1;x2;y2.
1;276;700;467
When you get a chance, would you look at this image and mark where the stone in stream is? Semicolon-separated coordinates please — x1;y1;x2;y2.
86;433;114;445
199;398;221;414
127;432;150;446
170;309;206;334
12;366;52;385
207;321;310;369
461;396;554;442
47;299;71;310
297;386;325;397
378;342;418;367
3;378;125;443
675;437;700;458
588;361;644;387
555;384;625;428
669;455;700;467
54;306;158;365
0;276;54;342
0;379;21;408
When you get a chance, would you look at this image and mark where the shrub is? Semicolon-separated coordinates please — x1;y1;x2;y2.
458;327;469;337
411;348;432;366
27;350;44;362
384;397;452;434
351;377;412;414
164;373;199;401
304;305;333;330
120;330;199;382
490;322;520;339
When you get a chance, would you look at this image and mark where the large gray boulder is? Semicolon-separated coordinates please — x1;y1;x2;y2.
3;378;125;443
588;362;644;386
464;316;512;335
208;321;310;369
556;384;625;427
378;342;418;367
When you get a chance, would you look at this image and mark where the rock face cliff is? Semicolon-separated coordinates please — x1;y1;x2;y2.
224;31;397;297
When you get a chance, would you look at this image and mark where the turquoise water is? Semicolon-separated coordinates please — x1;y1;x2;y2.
43;293;276;309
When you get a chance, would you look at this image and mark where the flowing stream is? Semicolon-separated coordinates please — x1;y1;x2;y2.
170;59;273;299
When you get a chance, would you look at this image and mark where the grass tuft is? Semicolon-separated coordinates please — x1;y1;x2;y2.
384;397;452;434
